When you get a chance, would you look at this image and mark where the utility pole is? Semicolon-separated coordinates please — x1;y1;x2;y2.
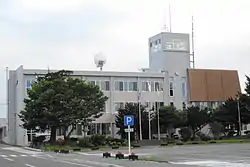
237;98;242;136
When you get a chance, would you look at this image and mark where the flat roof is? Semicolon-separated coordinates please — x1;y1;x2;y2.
22;69;165;78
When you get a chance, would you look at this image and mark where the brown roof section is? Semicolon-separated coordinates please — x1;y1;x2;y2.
187;69;241;102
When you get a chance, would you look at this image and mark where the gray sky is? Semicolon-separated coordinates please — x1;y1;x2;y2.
0;0;250;117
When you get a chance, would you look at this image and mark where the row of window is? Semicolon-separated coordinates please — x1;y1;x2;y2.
114;101;165;111
25;78;186;98
114;81;163;92
149;39;161;47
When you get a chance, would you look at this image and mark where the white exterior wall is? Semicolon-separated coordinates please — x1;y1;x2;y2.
8;66;169;146
148;32;190;109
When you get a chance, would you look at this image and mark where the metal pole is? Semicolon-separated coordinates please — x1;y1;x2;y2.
148;108;151;140
237;99;242;136
137;77;142;141
138;100;142;140
30;129;33;143
157;101;160;140
128;125;131;155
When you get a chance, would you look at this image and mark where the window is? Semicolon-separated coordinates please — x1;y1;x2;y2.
89;81;95;85
150;42;152;47
142;81;151;91
114;102;124;111
182;82;186;97
169;82;174;96
182;102;186;110
155;82;160;91
170;102;174;107
124;81;128;91
26;80;31;89
101;81;110;91
145;102;150;108
154;81;163;91
115;81;124;91
243;124;247;130
76;124;82;136
158;39;161;44
128;82;137;91
155;40;158;45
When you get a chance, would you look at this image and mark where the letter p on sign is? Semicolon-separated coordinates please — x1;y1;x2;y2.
124;115;134;126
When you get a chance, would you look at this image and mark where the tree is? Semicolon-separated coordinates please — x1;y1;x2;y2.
19;70;108;143
115;103;153;140
211;96;250;135
186;106;210;139
209;121;224;139
153;106;182;139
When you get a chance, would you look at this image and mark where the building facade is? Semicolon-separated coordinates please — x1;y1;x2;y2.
7;32;241;146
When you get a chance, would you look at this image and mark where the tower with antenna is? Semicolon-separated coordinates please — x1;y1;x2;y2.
162;3;172;32
94;52;106;71
190;15;195;68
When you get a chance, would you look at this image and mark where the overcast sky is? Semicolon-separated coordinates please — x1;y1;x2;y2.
0;0;250;118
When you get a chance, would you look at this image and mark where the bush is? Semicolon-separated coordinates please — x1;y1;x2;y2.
56;138;65;146
227;130;236;137
209;141;217;144
90;134;106;146
176;141;184;145
70;137;78;142
179;127;192;142
78;137;93;148
91;146;99;150
196;132;210;141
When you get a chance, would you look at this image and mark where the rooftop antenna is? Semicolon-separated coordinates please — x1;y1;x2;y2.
47;65;50;73
94;52;106;71
190;15;195;68
169;3;172;32
163;10;168;32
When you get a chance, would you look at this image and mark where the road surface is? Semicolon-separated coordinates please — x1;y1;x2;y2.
2;143;250;167
0;144;175;167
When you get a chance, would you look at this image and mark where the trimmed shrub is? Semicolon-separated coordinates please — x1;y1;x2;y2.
196;132;210;141
179;127;192;142
90;134;106;146
176;141;184;145
78;137;93;148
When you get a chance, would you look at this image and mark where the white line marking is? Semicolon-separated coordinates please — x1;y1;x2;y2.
4;158;14;161
74;159;124;167
9;154;17;157
0;154;7;157
35;156;94;167
20;154;28;157
25;164;36;167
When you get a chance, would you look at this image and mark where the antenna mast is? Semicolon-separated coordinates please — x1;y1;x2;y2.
169;3;172;32
190;15;195;68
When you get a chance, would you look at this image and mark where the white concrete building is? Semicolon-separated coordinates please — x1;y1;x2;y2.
7;32;241;146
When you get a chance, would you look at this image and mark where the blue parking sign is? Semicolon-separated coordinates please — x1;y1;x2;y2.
124;115;134;126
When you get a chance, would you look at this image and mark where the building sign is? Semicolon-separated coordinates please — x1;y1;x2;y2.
164;39;188;52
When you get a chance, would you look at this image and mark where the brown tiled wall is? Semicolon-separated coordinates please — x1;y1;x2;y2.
187;69;241;102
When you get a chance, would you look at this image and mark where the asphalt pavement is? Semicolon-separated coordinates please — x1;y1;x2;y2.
2;143;250;167
0;144;174;167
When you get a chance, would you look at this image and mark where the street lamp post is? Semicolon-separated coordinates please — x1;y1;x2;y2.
148;108;151;140
237;98;242;136
157;101;160;140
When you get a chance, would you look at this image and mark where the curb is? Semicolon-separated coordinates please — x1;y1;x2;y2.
24;147;43;152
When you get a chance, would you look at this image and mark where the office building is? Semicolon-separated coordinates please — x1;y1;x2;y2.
7;32;241;146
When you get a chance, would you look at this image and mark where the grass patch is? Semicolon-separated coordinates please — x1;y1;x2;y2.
160;139;250;148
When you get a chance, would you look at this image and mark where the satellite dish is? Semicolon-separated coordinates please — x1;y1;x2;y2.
94;52;106;71
175;72;180;76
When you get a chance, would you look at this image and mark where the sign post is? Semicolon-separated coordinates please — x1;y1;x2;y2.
124;115;134;155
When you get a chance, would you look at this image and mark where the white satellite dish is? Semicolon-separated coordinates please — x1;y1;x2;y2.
175;72;180;76
94;52;106;71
